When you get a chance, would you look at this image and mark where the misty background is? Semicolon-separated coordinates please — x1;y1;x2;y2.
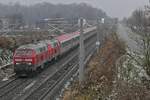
0;0;148;18
0;3;108;25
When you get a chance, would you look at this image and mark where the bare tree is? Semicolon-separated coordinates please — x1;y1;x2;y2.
127;8;150;79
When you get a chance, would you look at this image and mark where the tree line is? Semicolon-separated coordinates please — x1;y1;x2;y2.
0;2;107;25
125;8;150;80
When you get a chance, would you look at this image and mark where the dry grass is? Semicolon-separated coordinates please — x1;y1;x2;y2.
63;33;126;100
0;32;52;51
0;37;15;49
63;33;150;100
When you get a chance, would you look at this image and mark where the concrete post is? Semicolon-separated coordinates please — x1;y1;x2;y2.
96;19;100;53
79;18;85;83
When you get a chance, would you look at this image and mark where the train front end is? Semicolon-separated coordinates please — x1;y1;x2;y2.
13;48;35;76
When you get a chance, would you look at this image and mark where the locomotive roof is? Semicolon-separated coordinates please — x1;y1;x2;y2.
18;43;47;50
40;39;58;46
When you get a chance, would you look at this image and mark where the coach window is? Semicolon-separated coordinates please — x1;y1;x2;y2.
40;48;42;52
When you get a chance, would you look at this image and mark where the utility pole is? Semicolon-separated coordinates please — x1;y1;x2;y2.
79;18;85;83
96;18;100;53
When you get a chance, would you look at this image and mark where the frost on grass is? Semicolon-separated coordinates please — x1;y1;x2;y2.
114;31;150;100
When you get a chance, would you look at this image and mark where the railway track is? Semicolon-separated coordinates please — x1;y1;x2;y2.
43;49;96;100
0;79;28;98
0;79;33;100
14;46;95;100
0;74;16;87
41;62;78;100
16;38;96;100
0;47;79;100
19;54;78;100
0;32;97;100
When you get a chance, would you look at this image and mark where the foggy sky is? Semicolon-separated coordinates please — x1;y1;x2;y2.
1;0;149;19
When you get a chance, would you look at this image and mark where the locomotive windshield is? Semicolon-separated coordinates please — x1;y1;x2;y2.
15;49;32;56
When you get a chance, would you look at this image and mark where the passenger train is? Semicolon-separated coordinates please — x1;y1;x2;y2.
13;27;95;76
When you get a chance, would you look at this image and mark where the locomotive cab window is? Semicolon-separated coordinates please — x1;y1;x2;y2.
15;49;32;56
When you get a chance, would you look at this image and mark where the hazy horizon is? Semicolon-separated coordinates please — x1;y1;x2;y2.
0;0;149;19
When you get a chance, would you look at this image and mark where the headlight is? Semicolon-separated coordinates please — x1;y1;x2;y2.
16;63;20;65
27;63;32;65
